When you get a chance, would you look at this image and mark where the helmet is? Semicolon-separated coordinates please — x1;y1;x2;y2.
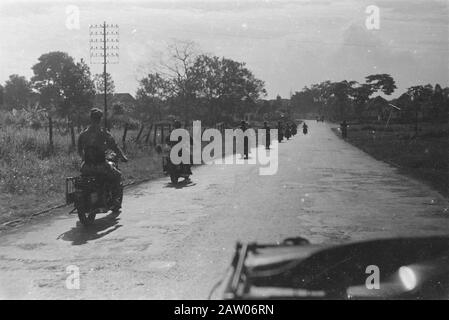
90;108;103;122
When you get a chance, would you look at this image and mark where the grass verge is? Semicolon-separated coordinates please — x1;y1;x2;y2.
332;122;449;197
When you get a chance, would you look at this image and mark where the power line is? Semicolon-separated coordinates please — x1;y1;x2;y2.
89;22;120;129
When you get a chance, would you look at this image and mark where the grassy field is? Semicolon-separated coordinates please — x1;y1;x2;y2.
0;126;162;224
333;122;449;197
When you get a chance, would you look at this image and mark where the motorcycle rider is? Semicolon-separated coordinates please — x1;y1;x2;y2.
340;120;348;139
263;121;270;150
291;122;297;136
77;108;128;212
240;120;249;159
167;120;193;178
285;123;291;140
302;122;308;134
277;121;284;142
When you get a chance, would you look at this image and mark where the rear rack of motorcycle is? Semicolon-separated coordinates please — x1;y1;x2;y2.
65;177;77;205
66;176;102;205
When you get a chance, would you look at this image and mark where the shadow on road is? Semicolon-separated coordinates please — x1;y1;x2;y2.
164;179;197;189
57;212;122;245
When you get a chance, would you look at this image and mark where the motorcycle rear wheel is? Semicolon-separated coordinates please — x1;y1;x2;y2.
170;172;179;184
78;209;96;226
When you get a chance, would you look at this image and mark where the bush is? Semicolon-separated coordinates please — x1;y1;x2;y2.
361;125;376;131
31;120;42;130
420;130;449;139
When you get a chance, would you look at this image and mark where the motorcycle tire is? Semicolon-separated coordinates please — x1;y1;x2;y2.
170;172;179;184
78;209;96;226
117;184;124;206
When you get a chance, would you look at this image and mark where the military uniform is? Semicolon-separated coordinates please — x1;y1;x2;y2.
263;123;271;150
77;126;124;209
240;121;249;159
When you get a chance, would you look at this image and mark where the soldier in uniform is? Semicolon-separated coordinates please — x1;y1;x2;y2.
263;121;271;150
77;108;128;211
277;121;284;142
167;120;193;176
340;120;348;139
240;120;249;159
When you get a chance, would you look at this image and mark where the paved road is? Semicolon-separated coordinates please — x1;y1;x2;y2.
0;121;448;299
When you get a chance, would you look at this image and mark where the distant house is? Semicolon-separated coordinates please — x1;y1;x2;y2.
365;96;405;122
364;96;390;121
94;93;137;113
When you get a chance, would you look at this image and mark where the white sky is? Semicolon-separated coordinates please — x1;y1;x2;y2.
0;0;448;99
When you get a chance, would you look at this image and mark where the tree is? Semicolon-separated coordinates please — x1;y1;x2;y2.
154;40;200;122
431;84;447;120
330;80;356;119
192;54;266;122
94;72;115;95
32;53;95;118
31;51;75;117
3;74;32;110
351;83;375;118
135;72;172;143
136;72;171;121
407;85;433;135
32;52;95;147
290;82;333;118
310;81;334;117
140;42;266;124
0;84;4;107
64;59;96;129
366;74;397;95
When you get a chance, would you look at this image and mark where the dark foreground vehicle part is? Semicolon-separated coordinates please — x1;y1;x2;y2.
216;236;449;300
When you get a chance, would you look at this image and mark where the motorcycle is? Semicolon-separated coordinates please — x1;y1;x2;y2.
277;128;284;143
66;152;123;226
285;127;291;140
291;125;297;136
162;155;192;184
303;125;308;135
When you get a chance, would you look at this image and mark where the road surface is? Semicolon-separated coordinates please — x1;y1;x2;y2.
0;121;448;299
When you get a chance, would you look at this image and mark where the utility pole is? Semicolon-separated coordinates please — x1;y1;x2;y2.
103;22;107;129
89;22;119;130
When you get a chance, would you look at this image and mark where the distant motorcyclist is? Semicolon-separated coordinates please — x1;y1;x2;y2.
263;121;270;150
167;120;193;177
285;124;291;140
77;108;128;212
302;122;308;135
291;122;297;136
277;121;284;142
340;120;348;139
240;120;249;159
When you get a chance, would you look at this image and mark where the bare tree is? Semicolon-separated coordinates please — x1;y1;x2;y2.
158;40;201;122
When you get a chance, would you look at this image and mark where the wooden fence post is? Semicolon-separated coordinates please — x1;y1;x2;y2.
48;115;53;152
122;123;128;150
